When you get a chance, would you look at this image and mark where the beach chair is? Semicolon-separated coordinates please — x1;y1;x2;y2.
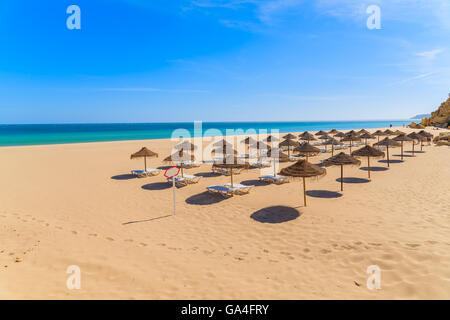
131;170;147;178
183;174;202;184
224;183;254;195
211;167;228;175
250;160;271;168
145;168;161;176
206;185;235;198
167;176;189;187
258;175;290;185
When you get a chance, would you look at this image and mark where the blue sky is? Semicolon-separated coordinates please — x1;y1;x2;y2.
0;0;449;123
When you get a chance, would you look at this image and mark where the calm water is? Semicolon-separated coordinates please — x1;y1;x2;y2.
0;121;409;147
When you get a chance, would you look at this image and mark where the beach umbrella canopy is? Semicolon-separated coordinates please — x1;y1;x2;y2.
372;130;386;143
265;147;290;176
384;129;396;136
241;136;258;145
324;138;343;156
359;132;375;145
374;137;400;167
280;160;326;206
393;134;414;160
299;132;317;142
358;129;370;135
130;147;158;171
328;129;339;134
213;156;248;187
315;130;328;136
174;140;197;151
264;135;279;143
212;139;237;157
279;139;300;157
294;142;320;161
322;152;361;191
351;145;385;179
283;133;297;140
345;130;358;136
417;131;433;150
407;132;425;155
334;132;346;138
341;133;361;153
393;130;406;136
164;150;196;177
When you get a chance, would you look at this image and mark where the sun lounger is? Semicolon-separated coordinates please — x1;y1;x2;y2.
211;167;244;176
224;183;254;195
167;174;201;187
131;170;147;178
258;175;290;185
145;168;161;176
206;183;254;197
250;160;271;168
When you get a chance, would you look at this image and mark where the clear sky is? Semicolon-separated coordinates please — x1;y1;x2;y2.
0;0;449;124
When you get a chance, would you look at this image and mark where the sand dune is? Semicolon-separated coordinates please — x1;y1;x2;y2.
1;127;449;299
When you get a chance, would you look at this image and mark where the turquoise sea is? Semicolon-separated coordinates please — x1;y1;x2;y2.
0;121;409;147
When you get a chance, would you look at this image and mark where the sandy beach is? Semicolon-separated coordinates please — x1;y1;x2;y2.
0;126;449;299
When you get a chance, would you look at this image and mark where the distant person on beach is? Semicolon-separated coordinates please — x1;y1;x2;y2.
390;124;392;128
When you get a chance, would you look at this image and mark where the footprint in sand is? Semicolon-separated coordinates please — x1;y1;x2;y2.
157;243;166;247
124;239;133;242
139;243;147;247
406;243;421;248
369;243;382;247
106;237;114;241
56;226;63;230
320;249;332;254
71;231;78;235
425;240;437;245
88;233;97;237
303;248;310;253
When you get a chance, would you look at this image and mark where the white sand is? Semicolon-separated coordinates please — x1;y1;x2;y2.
0;126;449;299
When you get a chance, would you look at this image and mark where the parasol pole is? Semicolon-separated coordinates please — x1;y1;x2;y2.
332;144;334;156
340;164;344;191
412;141;415;156
401;141;404;160
302;177;307;207
144;156;147;171
387;145;390;167
230;168;233;187
367;156;371;179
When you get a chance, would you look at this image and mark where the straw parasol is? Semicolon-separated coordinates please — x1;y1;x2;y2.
266;147;290;177
279;160;326;207
358;129;370;135
212;140;237;157
373;137;400;167
359;132;375;145
345;130;358;136
334;131;346;139
279;139;300;157
164;150;195;177
406;132;424;155
372;130;386;143
299;132;317;142
212;156;249;187
324;138;342;156
328;129;339;135
417;131;433;149
393;130;406;136
351;145;385;179
264;135;279;143
318;133;332;152
315;130;328;136
384;129;395;136
341;133;361;154
241;136;257;145
283;133;297;140
294;142;320;161
393;134;413;160
174;140;197;151
130;147;158;171
322;152;361;191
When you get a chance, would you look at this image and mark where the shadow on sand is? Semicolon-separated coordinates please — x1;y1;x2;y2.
157;165;173;171
240;179;268;187
186;191;226;205
336;177;371;184
306;190;342;199
141;182;171;191
378;159;404;164
359;166;388;172
194;172;221;178
392;154;414;158
251;206;300;224
405;150;425;154
111;174;136;180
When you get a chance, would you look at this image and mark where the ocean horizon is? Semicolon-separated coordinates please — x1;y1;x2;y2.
0;120;410;147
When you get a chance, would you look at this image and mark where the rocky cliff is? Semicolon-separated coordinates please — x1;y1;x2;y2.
420;96;450;128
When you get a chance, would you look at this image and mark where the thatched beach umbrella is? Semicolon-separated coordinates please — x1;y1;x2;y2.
374;137;400;167
351;145;385;179
130;147;158;171
241;136;257;146
322;152;361;191
283;133;297;140
212;140;237;157
315;130;328;136
341;133;361;154
318;133;332;152
373;130;386;143
174;140;197;151
213;156;248;187
393;130;406;136
164;150;195;177
299;132;317;143
406;132;424;156
264;135;279;144
384;129;395;136
418;131;433;149
329;129;340;135
334;131;346;139
266;147;290;176
294;142;320;161
324;138;342;156
359;132;375;145
279;139;300;157
358;129;370;135
279;160;326;207
393;134;413;160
